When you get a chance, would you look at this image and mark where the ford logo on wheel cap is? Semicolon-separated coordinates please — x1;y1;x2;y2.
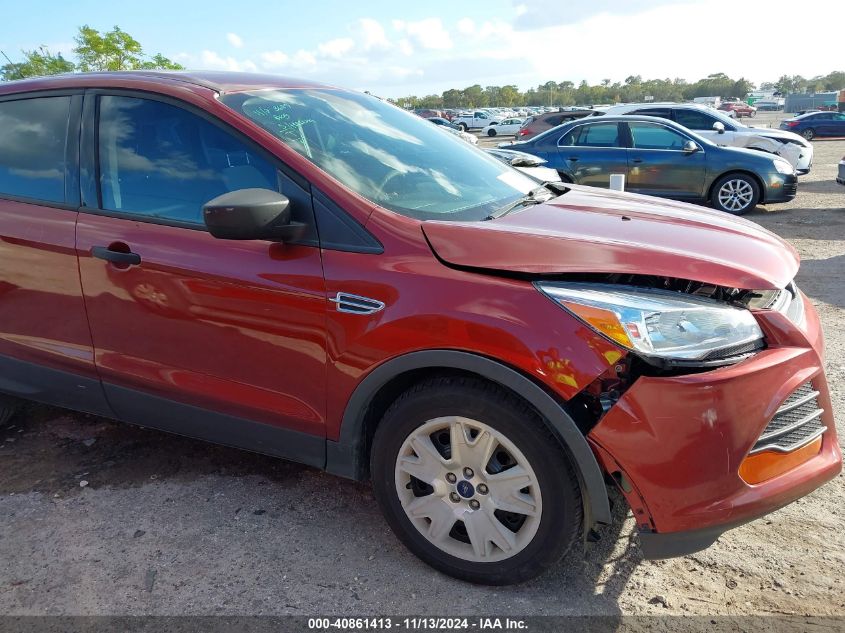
456;480;475;499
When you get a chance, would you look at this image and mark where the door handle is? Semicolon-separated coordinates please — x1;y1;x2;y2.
631;158;643;164
91;245;141;266
567;157;579;162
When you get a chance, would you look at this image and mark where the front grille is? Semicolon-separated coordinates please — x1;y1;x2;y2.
751;381;826;454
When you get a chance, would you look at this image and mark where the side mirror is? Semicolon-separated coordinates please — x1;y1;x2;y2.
682;140;699;153
509;155;547;167
203;188;307;241
712;121;726;134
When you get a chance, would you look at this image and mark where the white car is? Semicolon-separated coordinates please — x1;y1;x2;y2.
481;118;525;137
599;103;813;174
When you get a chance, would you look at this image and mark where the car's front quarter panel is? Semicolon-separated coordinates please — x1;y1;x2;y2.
321;210;624;443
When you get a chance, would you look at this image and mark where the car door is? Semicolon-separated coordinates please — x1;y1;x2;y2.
75;92;327;461
556;121;628;187
625;121;706;199
823;112;845;136
0;92;111;415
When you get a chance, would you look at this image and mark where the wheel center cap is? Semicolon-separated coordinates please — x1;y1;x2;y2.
456;480;475;499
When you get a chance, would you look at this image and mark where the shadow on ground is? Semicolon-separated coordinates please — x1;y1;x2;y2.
0;402;642;614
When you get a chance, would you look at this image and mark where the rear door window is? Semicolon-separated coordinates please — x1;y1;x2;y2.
0;96;71;204
673;109;719;130
564;122;621;147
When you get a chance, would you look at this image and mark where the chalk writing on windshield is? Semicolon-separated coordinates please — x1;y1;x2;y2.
243;101;315;158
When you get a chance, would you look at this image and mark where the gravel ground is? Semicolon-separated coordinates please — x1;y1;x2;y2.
1;123;843;617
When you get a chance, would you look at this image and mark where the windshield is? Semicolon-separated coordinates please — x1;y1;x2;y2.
222;88;538;221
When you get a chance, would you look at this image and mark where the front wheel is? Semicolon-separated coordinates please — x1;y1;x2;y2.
749;110;756;118
802;128;815;140
370;377;582;585
487;129;497;137
711;173;760;215
0;394;20;426
457;123;468;132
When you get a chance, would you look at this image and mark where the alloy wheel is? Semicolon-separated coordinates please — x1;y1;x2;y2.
394;416;542;563
717;178;755;212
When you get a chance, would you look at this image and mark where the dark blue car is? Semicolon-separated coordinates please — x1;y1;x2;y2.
500;115;798;214
780;111;845;140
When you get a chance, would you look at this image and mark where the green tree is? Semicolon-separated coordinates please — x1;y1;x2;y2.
1;46;74;81
74;25;181;71
2;25;182;81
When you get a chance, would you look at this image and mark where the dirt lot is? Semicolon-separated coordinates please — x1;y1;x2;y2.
1;120;843;617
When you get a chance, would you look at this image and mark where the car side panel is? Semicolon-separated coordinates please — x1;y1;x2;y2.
75;214;329;436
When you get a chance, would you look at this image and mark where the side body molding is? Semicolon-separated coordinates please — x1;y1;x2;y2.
326;350;612;527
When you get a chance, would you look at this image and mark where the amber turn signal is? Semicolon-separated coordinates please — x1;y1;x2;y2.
739;437;823;485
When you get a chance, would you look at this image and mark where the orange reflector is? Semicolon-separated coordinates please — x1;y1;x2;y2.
562;302;632;348
739;437;823;485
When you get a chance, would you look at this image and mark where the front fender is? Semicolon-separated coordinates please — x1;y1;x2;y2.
326;349;613;528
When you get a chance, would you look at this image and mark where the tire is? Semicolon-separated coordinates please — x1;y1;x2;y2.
487;129;497;137
749;110;757;118
802;128;815;140
0;394;20;426
711;173;760;215
370;377;583;585
458;123;468;132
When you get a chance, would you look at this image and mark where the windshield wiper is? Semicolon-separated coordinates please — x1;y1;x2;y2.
484;185;551;221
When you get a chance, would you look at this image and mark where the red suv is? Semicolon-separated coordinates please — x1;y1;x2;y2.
718;101;758;118
517;109;594;139
0;72;839;585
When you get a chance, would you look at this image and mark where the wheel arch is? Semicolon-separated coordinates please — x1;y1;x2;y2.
325;349;612;527
707;169;767;204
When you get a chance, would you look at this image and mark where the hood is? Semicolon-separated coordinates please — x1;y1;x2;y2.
422;185;799;290
743;125;809;145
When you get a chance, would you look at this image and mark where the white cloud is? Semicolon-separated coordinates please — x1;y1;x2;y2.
176;2;841;97
456;18;476;35
353;18;391;50
395;18;453;50
318;38;355;59
226;33;243;48
199;50;256;72
260;50;289;68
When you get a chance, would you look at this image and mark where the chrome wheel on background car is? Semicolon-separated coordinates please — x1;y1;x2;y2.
394;416;542;563
712;174;759;215
802;128;815;140
371;377;582;585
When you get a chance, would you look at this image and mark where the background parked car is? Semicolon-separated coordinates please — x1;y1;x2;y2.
599;103;813;173
516;109;593;140
780;111;845;140
719;101;757;118
501;115;797;214
437;124;478;144
426;116;459;129
838;155;845;186
481;117;524;137
484;148;561;182
452;111;500;131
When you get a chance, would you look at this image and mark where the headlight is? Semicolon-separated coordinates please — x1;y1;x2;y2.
773;158;795;175
536;282;764;364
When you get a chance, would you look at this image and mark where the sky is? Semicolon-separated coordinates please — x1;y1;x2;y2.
2;0;842;98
